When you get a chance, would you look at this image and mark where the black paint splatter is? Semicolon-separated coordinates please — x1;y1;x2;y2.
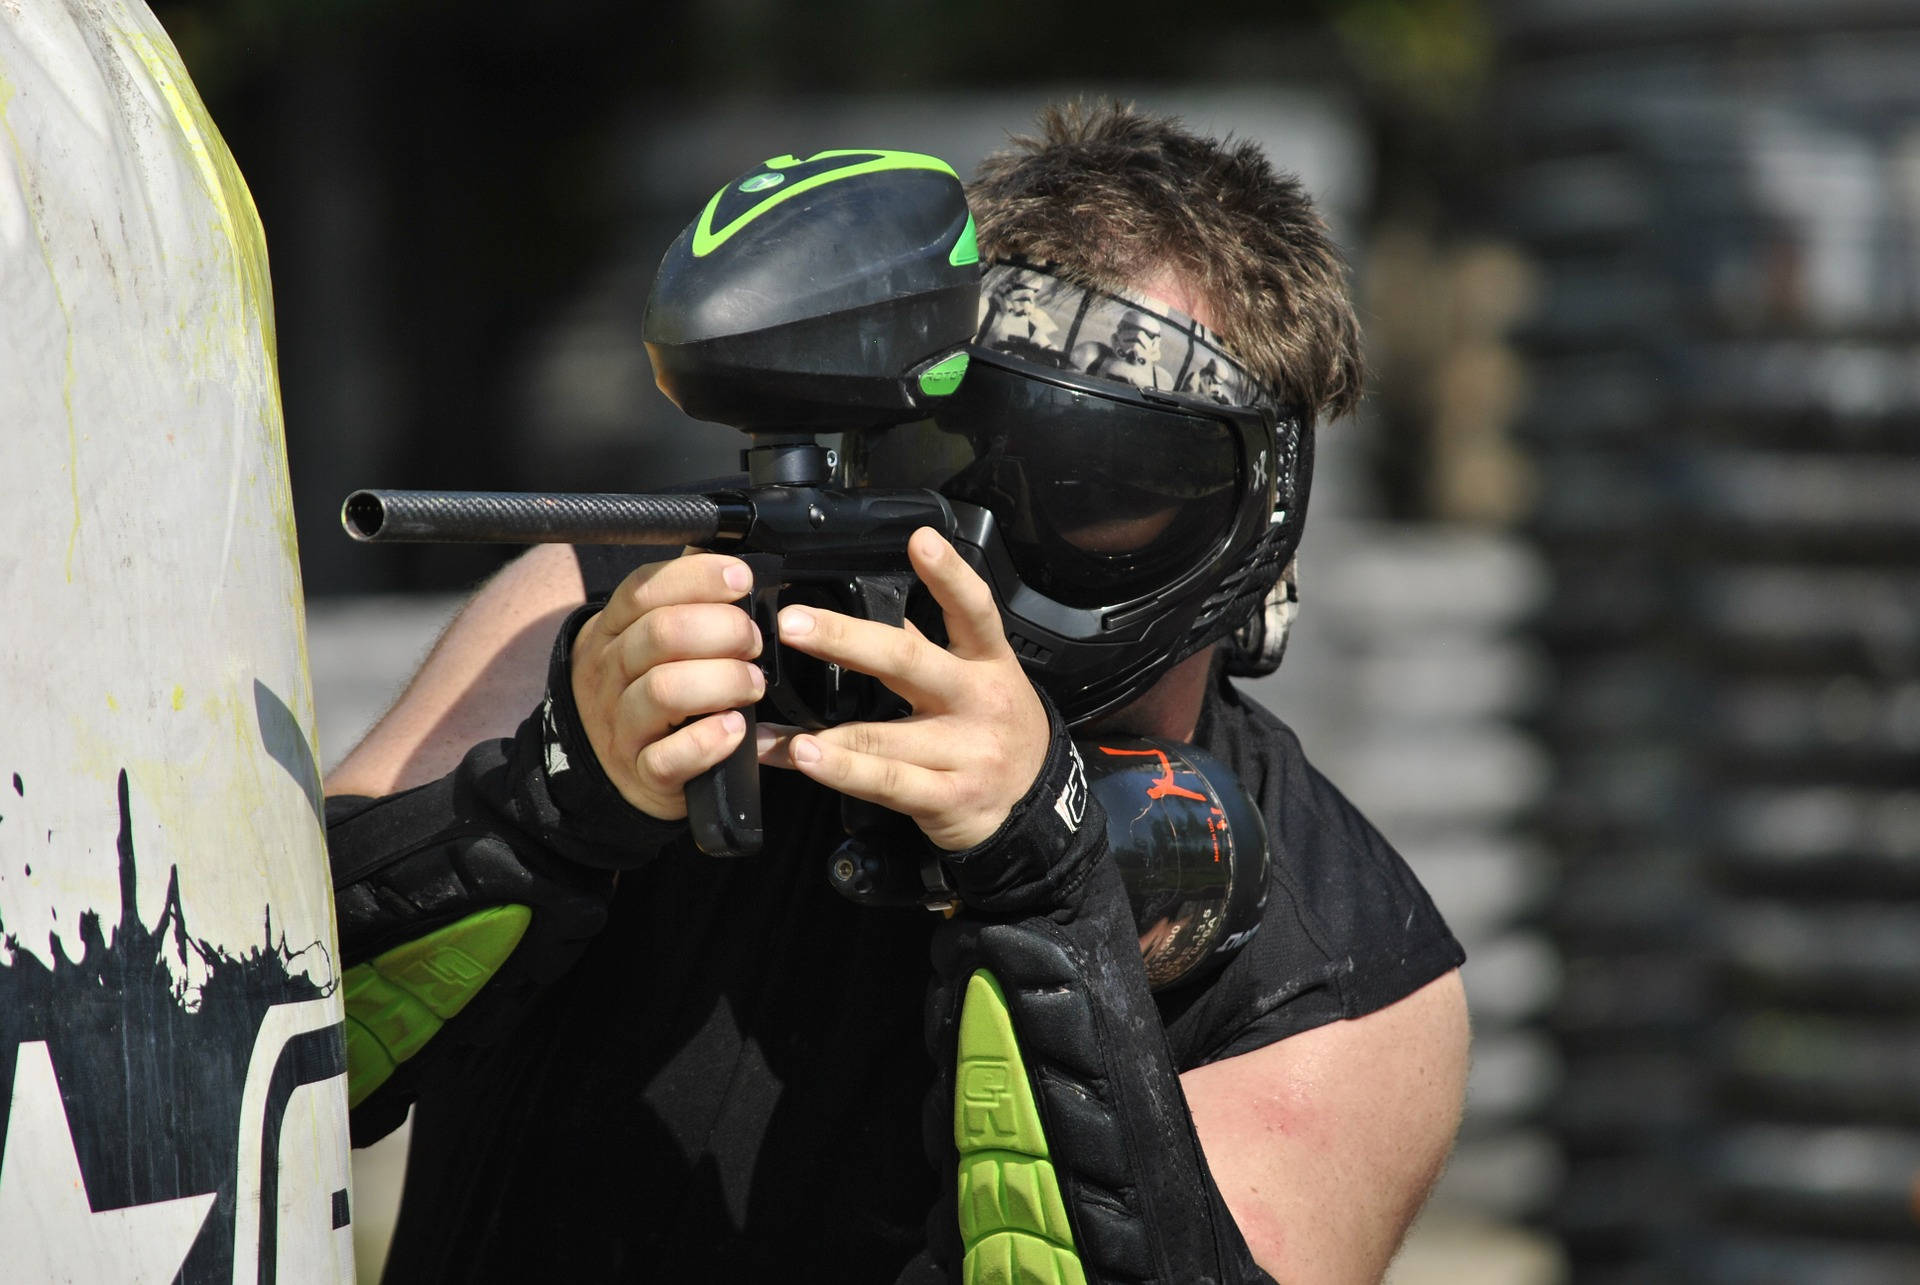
0;770;335;1282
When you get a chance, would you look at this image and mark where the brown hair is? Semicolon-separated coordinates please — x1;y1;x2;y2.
968;100;1364;423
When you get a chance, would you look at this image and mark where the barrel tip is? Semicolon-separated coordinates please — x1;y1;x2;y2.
341;491;385;540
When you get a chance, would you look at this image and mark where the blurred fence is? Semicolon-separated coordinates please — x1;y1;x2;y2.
1501;1;1920;1278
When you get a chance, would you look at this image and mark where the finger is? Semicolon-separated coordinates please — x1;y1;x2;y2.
612;600;760;680
807;715;948;770
610;657;764;754
595;552;754;637
907;527;1009;662
633;711;748;801
776;604;956;710
754;720;800;769
786;732;947;818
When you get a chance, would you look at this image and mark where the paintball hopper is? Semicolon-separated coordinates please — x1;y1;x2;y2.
643;150;981;431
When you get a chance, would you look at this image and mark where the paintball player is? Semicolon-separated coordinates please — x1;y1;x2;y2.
326;102;1469;1283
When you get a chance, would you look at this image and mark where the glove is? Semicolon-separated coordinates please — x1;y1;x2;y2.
923;695;1274;1284
329;604;686;1144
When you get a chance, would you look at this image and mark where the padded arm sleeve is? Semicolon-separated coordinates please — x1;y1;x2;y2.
329;604;689;1143
922;697;1275;1284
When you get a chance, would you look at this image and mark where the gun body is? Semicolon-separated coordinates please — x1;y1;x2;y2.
343;484;958;856
345;151;981;857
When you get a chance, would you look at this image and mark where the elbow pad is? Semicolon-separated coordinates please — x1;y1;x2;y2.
329;604;685;1143
924;702;1275;1284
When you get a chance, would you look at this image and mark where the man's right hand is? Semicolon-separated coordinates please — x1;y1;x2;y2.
568;552;765;821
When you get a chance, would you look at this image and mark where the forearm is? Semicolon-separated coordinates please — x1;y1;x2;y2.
327;543;585;798
924;704;1272;1284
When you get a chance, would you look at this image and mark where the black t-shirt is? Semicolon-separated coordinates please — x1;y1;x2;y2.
378;545;1464;1282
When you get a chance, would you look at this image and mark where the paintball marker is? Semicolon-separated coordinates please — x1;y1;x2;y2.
343;150;982;859
344;148;1272;989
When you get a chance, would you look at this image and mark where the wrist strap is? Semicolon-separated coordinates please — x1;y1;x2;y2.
939;692;1100;914
527;601;688;862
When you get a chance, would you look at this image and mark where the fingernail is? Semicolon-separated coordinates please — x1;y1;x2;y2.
724;563;753;594
779;606;815;636
791;736;821;764
721;710;745;734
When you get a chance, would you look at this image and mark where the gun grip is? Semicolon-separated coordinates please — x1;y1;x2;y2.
685;575;779;858
685;707;762;857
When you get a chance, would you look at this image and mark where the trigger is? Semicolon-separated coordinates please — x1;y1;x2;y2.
855;574;912;628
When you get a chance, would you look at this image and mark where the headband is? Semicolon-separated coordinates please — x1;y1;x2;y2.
975;260;1282;414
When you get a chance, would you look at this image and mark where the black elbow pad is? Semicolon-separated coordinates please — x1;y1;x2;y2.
328;609;685;1143
922;707;1275;1284
326;744;616;1144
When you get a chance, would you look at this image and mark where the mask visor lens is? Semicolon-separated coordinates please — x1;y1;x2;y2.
853;357;1251;608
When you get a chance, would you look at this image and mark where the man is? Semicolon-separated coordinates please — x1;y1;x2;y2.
327;102;1468;1283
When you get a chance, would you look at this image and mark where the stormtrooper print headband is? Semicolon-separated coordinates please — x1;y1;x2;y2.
974;260;1282;414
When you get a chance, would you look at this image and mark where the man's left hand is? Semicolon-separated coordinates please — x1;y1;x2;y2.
759;526;1048;851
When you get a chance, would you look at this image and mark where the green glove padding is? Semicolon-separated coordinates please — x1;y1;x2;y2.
343;905;531;1109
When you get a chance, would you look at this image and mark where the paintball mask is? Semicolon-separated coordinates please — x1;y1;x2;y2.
844;262;1312;724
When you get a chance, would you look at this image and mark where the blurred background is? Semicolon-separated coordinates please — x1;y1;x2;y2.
150;0;1920;1279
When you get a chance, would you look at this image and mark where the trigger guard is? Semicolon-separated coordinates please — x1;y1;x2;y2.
763;571;920;729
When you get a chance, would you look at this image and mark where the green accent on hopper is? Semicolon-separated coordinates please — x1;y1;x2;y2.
918;351;971;398
342;903;532;1108
949;213;980;267
738;172;786;193
691;149;961;258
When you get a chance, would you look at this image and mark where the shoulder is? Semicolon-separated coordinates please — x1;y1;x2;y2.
1163;678;1465;1064
1193;680;1320;831
1182;969;1468;1280
1202;680;1405;869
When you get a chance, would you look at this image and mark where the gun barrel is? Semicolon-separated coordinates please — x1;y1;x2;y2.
341;489;729;546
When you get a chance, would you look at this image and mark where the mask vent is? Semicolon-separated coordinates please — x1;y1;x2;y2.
1007;633;1055;664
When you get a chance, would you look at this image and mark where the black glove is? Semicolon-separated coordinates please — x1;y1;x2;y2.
329;603;686;1144
922;695;1275;1284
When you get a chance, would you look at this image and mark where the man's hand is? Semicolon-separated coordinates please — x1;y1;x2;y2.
569;553;765;821
765;527;1049;851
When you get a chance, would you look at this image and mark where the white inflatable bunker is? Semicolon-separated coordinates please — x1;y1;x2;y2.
0;3;351;1281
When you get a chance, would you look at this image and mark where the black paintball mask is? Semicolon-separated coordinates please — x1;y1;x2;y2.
843;262;1313;725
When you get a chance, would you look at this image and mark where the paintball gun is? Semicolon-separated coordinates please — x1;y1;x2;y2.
343;149;1270;988
343;150;981;860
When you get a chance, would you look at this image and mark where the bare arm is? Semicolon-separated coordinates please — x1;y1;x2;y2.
1184;970;1472;1284
325;543;586;798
